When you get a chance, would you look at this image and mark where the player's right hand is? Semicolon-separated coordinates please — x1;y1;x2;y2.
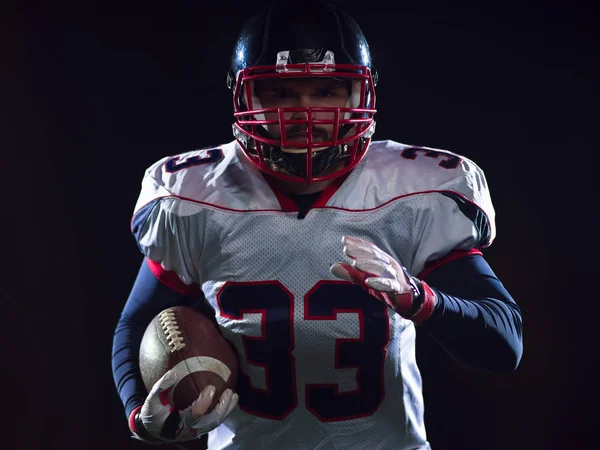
129;369;239;445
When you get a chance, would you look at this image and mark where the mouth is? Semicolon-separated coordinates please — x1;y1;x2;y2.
286;133;330;143
286;132;309;139
281;133;330;153
285;127;328;140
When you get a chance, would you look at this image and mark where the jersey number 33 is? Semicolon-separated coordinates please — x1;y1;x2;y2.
218;280;389;422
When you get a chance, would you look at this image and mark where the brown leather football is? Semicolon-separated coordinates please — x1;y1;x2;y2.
139;306;238;411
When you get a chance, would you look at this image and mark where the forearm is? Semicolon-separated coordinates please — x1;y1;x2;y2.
420;255;523;372
112;317;150;419
111;257;204;418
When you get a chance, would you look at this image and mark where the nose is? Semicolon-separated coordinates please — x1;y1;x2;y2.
298;94;313;108
289;95;311;121
290;109;308;118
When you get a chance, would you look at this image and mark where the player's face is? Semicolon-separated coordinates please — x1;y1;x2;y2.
254;77;351;144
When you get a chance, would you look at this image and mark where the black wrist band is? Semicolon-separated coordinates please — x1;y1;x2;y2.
404;278;424;318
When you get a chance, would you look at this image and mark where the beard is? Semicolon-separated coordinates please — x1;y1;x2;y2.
260;123;355;177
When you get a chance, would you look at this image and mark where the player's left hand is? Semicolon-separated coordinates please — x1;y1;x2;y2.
330;236;437;324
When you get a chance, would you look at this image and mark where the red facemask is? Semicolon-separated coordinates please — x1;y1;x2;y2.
231;53;377;183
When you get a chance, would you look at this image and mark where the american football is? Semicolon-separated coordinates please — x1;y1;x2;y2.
139;306;239;411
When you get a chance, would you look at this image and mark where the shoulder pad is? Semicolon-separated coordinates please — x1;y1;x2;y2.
337;140;496;244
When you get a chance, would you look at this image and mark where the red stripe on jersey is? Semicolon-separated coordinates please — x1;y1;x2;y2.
133;189;487;214
417;248;483;280
145;258;202;295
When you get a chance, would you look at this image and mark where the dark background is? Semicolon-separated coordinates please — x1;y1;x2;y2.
5;0;599;449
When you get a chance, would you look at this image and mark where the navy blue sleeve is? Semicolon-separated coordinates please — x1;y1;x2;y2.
420;254;523;372
111;258;208;419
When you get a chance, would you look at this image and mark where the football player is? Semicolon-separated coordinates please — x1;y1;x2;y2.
112;1;523;449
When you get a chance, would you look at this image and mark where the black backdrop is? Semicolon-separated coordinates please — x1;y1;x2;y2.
5;1;599;449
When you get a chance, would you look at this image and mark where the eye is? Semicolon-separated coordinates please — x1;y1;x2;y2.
269;88;293;98
315;88;335;98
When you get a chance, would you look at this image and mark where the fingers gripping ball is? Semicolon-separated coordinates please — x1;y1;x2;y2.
139;306;239;412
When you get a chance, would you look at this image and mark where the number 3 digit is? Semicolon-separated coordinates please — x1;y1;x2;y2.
165;148;223;173
401;147;461;169
305;281;389;421
217;282;297;420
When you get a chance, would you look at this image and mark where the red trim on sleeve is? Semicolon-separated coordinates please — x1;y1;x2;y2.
145;258;202;295
417;248;483;280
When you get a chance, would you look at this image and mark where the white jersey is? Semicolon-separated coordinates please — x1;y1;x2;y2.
132;140;495;450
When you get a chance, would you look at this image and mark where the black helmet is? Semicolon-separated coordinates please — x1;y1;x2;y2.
227;0;378;183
